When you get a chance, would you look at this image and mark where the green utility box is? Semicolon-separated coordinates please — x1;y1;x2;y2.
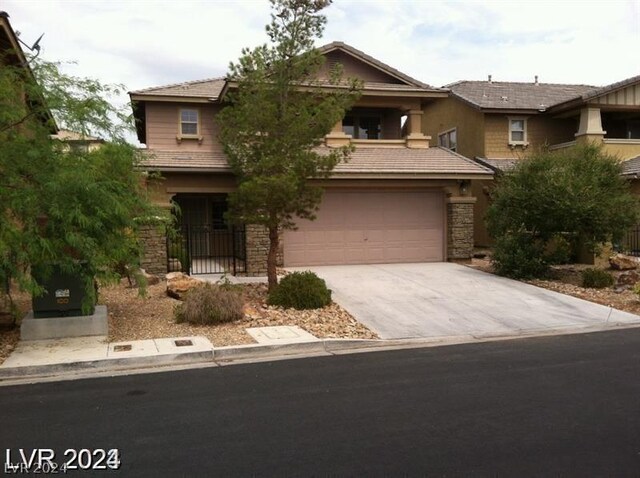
31;264;95;318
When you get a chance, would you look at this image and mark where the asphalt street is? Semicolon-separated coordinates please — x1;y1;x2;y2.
2;328;640;476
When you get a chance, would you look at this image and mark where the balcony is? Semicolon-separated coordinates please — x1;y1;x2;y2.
325;106;430;149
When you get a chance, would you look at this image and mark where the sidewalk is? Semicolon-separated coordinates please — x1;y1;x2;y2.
3;321;640;384
0;334;401;381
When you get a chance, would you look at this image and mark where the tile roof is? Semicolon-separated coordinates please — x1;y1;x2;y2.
129;78;226;99
140;147;493;177
140;150;231;171
330;146;492;175
448;80;595;110
622;156;640;176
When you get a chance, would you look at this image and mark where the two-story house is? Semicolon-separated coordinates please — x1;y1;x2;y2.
422;75;640;246
130;42;493;276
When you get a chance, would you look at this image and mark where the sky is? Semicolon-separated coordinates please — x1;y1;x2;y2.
4;0;640;120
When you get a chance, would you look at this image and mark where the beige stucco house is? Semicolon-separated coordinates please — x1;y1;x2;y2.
129;42;492;276
422;75;640;246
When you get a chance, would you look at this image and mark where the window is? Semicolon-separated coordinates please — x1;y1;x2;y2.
342;115;381;139
508;117;528;145
180;109;199;136
438;128;457;152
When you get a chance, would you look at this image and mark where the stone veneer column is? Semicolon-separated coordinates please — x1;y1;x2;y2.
446;197;476;261
245;225;283;276
138;224;168;275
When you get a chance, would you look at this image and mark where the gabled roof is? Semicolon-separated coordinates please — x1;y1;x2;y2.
317;41;444;92
130;41;448;102
448;80;595;111
582;74;640;101
140;146;493;178
129;77;226;100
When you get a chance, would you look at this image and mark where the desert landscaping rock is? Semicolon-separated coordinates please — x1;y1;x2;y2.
166;272;206;300
616;270;640;288
104;279;377;349
609;253;639;271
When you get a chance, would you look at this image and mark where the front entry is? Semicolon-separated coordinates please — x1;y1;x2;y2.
168;194;246;275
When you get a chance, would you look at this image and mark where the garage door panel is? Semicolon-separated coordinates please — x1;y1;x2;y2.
283;190;444;266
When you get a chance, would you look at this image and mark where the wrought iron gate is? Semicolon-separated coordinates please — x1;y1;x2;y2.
621;225;640;257
166;225;246;275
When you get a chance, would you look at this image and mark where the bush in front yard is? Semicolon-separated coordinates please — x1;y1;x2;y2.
174;283;244;325
491;233;549;279
581;268;614;289
486;144;640;279
267;271;331;310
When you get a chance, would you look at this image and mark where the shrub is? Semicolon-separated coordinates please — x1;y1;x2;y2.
581;268;614;289
491;233;549;279
267;271;331;310
486;144;640;277
174;283;244;325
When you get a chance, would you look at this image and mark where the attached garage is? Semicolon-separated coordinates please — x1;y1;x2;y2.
283;189;445;267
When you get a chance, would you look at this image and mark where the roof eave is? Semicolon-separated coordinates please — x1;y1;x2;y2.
129;93;218;103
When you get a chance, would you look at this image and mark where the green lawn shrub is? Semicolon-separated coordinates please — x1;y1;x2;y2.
581;268;614;289
267;271;331;310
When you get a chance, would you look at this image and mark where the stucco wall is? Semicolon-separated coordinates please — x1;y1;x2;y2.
145;102;222;152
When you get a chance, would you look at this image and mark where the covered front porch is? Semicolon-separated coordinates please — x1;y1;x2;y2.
549;76;640;161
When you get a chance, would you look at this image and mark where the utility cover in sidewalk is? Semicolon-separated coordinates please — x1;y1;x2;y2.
246;326;318;345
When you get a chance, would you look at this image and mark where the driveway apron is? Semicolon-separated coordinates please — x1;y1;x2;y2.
289;263;640;340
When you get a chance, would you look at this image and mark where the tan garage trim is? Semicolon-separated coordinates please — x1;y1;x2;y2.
283;189;445;267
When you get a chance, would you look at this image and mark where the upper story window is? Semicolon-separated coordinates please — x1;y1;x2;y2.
343;115;381;139
508;117;528;146
438;128;457;152
180;109;199;136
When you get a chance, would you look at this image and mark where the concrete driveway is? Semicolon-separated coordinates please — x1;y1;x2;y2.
290;263;640;340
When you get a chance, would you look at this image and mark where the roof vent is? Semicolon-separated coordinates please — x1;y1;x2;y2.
501;96;508;102
535;75;539;85
488;74;492;84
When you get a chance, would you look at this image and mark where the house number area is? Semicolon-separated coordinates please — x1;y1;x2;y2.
4;448;121;473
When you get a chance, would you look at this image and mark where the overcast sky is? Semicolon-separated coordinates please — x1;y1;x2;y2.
4;0;639;110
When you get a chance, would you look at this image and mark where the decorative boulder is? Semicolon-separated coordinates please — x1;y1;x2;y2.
609;253;639;271
616;270;640;287
166;272;205;300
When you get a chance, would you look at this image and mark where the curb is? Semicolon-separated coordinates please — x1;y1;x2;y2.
3;323;640;382
0;349;214;380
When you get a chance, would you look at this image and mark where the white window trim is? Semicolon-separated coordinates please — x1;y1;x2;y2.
438;127;457;152
508;116;528;147
177;108;203;143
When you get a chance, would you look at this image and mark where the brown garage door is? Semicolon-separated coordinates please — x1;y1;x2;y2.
283;190;444;266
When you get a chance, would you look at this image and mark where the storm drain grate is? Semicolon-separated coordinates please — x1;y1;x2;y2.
113;344;132;352
174;339;193;347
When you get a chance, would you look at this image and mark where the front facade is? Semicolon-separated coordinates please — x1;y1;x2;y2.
130;42;492;276
422;75;640;246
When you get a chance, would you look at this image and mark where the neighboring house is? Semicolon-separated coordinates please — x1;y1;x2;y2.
52;129;104;152
422;75;640;246
0;11;55;132
129;42;492;276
